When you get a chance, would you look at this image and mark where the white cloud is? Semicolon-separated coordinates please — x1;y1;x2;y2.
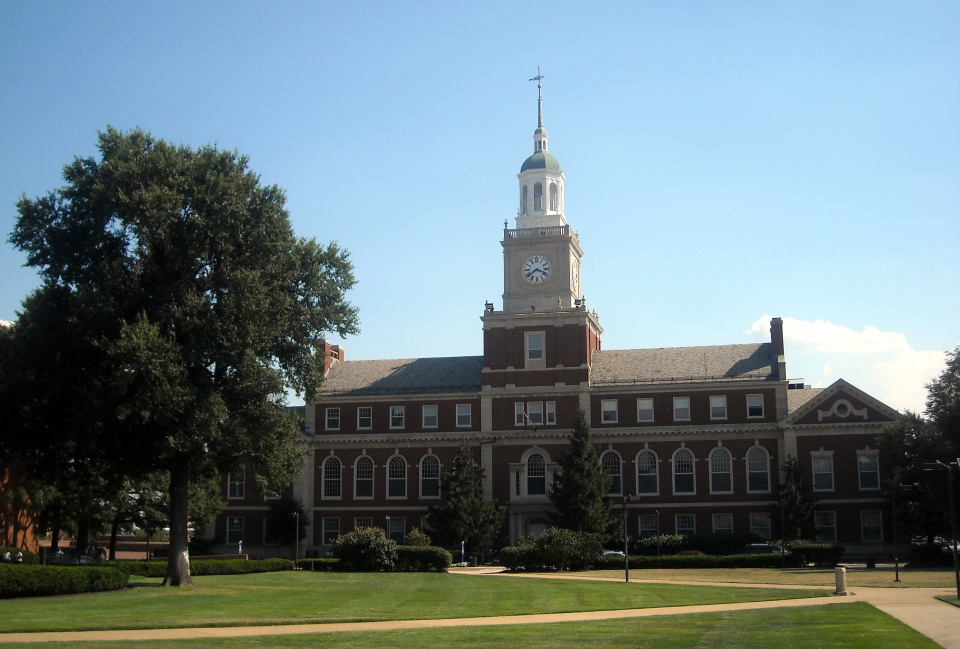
748;316;946;414
0;320;12;328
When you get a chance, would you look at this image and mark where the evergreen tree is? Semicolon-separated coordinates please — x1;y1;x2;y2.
428;441;503;550
777;454;816;541
926;345;960;453
548;409;617;539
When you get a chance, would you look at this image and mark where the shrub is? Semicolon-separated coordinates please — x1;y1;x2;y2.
107;558;294;577
403;528;433;547
786;541;845;567
630;534;689;555
0;547;40;565
333;527;397;571
0;564;128;598
396;546;452;572
909;543;955;567
500;529;602;571
498;546;523;571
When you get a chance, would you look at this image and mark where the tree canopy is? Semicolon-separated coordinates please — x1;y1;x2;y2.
548;409;617;540
6;127;359;585
428;441;503;551
926;345;960;453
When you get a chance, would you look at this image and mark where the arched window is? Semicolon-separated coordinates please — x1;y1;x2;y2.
673;449;695;494
322;457;341;498
533;182;543;211
549;182;558;211
636;450;659;495
746;446;770;493
420;455;440;498
709;447;733;493
601;451;622;495
521;185;528;215
355;456;373;498
527;453;546;495
388;456;407;498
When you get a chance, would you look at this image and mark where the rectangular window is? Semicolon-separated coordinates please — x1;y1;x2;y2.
422;405;438;428
637;398;654;422
226;517;243;544
325;407;340;430
673;397;691;421
388;517;405;543
675;514;696;536
815;511;837;543
515;402;526;426
526;332;544;360
456;404;471;427
601;399;618;423
812;454;834;491
390;406;405;429
710;395;727;420
861;510;883;542
527;401;543;425
747;394;764;418
749;513;772;540
857;453;880;490
322;518;340;545
357;407;372;430
355;517;373;530
227;470;245;500
712;513;733;535
638;514;659;537
545;401;556;425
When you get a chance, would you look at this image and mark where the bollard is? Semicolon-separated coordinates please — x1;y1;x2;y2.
834;566;847;595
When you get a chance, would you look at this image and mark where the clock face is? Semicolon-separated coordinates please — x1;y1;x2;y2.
522;255;552;283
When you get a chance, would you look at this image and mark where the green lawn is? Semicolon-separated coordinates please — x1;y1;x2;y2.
0;603;938;649
0;571;827;633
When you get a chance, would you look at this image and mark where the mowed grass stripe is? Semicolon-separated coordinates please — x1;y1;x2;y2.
0;571;827;633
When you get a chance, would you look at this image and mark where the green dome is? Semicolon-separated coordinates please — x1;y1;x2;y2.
520;151;562;173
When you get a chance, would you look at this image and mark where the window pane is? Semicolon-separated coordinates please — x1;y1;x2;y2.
673;397;690;421
527;454;546;495
602;452;621;495
710;449;732;493
323;457;341;498
750;513;772;539
747;447;770;492
545;401;556;424
676;514;696;535
747;394;764;417
674;450;694;494
637;398;654;422
423;405;438;427
390;406;405;428
326;408;340;430
637;450;658;494
813;456;834;491
527;401;543;424
388;456;406;497
356;457;373;498
456;404;471;427
358;407;372;429
858;455;879;490
710;395;727;420
421;456;440;498
601;399;618;423
712;513;733;534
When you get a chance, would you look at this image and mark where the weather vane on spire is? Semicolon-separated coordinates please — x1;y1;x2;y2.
529;66;544;128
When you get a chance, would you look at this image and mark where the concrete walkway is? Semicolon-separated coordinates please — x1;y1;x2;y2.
0;570;956;646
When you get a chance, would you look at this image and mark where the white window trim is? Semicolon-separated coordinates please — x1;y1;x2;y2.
325;407;340;431
673;396;691;422
636;449;660;496
321;456;342;500
745;446;772;494
545;401;556;425
746;393;765;419
422;405;438;428
675;513;696;536
389;405;405;429
524;331;546;369
357;407;373;430
419;455;441;499
708;447;733;495
353;456;374;500
671;448;696;495
456;403;472;427
857;450;881;491
601;399;619;424
601;450;623;496
226;516;244;544
811;451;835;492
709;395;728;421
637;397;654;423
322;517;340;546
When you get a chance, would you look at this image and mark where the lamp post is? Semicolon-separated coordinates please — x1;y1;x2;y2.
891;482;917;583
292;511;299;567
622;494;631;583
923;460;960;599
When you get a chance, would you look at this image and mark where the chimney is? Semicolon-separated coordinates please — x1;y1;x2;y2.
321;340;344;375
769;317;786;380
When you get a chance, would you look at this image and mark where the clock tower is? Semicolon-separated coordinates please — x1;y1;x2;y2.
481;71;602;400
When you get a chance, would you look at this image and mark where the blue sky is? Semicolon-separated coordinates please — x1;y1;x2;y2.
1;1;957;413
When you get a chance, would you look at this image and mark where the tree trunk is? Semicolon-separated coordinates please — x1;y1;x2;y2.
75;517;90;556
50;523;60;552
161;459;194;587
109;513;122;560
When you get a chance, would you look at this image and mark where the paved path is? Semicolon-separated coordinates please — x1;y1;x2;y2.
0;569;956;646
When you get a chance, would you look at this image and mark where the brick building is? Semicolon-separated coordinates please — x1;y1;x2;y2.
214;82;898;558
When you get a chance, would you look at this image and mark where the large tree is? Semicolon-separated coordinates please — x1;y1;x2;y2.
777;454;816;541
548;409;617;540
8;127;359;585
877;412;954;543
428;441;503;551
926;345;960;453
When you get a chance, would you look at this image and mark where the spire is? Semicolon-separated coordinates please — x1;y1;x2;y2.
529;66;544;129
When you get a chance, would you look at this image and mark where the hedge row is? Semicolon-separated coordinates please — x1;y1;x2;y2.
0;547;40;565
108;558;294;578
0;564;128;598
396;545;452;572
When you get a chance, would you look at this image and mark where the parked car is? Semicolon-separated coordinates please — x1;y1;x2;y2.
71;555;97;565
602;551;626;559
677;550;703;556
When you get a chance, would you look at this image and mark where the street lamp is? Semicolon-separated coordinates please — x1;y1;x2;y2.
622;494;631;583
891;482;917;583
922;460;960;599
292;511;299;567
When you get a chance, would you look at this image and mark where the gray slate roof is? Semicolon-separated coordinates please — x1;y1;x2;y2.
322;356;484;396
591;343;776;386
786;387;824;414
